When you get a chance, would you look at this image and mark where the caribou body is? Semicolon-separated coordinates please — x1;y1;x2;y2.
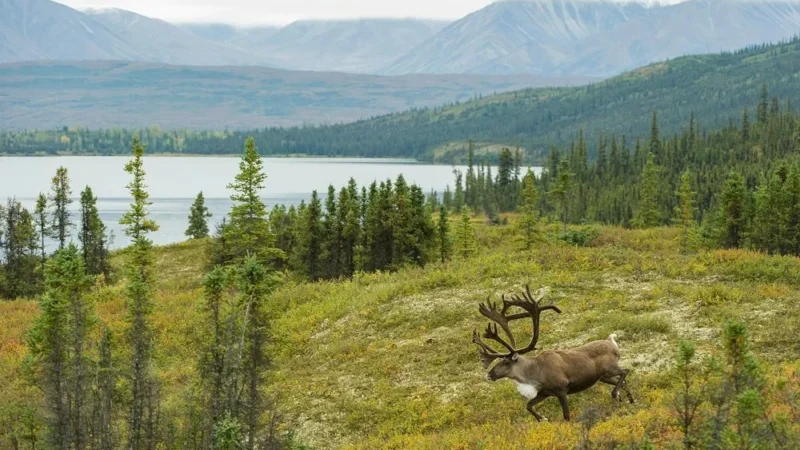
473;286;634;421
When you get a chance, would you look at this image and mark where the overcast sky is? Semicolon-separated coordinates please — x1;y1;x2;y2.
60;0;685;26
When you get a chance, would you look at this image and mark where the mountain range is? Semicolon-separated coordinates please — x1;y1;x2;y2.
3;0;800;77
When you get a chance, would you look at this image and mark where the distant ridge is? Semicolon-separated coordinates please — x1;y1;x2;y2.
3;0;800;76
0;60;594;129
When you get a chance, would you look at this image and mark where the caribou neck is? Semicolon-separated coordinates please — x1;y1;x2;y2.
508;355;542;384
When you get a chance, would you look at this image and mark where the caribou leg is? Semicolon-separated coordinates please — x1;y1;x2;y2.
600;376;634;404
602;367;634;404
555;391;571;421
526;395;551;422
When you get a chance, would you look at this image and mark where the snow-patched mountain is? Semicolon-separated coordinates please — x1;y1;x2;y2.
381;0;648;75
249;19;448;73
85;8;266;66
0;0;138;63
557;0;800;76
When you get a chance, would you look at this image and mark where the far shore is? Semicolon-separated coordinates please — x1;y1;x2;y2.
0;152;423;162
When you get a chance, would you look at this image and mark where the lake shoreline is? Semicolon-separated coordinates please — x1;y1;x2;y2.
0;152;425;163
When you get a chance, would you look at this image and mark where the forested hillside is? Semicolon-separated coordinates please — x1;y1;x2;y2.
2;37;798;161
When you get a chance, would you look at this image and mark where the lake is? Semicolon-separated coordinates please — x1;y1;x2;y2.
0;156;539;249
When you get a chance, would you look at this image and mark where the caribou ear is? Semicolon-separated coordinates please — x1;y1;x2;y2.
511;353;520;361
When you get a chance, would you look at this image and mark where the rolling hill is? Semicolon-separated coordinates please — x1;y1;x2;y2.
0;61;592;130
217;36;800;162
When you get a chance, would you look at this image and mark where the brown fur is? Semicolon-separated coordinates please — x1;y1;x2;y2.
487;337;633;421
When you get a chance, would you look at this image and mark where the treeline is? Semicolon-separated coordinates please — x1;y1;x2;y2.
0;170;110;299
3;37;800;162
203;143;486;282
442;87;800;256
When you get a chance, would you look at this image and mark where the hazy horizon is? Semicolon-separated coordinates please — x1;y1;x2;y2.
59;0;687;26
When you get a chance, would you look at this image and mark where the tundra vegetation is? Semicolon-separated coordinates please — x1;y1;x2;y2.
1;94;800;448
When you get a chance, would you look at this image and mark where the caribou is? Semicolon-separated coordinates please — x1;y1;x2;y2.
472;285;634;421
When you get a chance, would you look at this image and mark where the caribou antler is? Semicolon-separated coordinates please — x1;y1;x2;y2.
472;285;562;366
505;285;562;355
478;296;517;347
472;329;506;368
472;295;519;367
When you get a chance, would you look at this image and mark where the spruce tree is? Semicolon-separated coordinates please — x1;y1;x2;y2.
519;169;539;250
436;206;452;263
27;253;71;449
407;184;434;266
119;137;160;450
93;327;115;450
650;111;661;161
237;256;277;449
392;175;414;268
339;179;361;278
198;266;229;429
496;148;515;211
634;153;661;228
483;165;498;221
608;134;623;178
373;181;395;270
453;170;465;213
223;137;281;266
79;186;110;277
27;244;92;450
549;160;573;234
466;140;476;209
717;171;748;249
49;167;73;250
749;180;774;253
675;170;697;253
186;191;212;239
293;191;323;280
1;199;39;298
596;135;607;181
34;193;48;272
454;207;477;259
321;185;341;278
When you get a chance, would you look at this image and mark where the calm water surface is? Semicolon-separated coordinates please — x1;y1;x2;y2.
0;156;538;249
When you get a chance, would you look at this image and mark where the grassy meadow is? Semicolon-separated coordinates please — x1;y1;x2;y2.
2;217;800;449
